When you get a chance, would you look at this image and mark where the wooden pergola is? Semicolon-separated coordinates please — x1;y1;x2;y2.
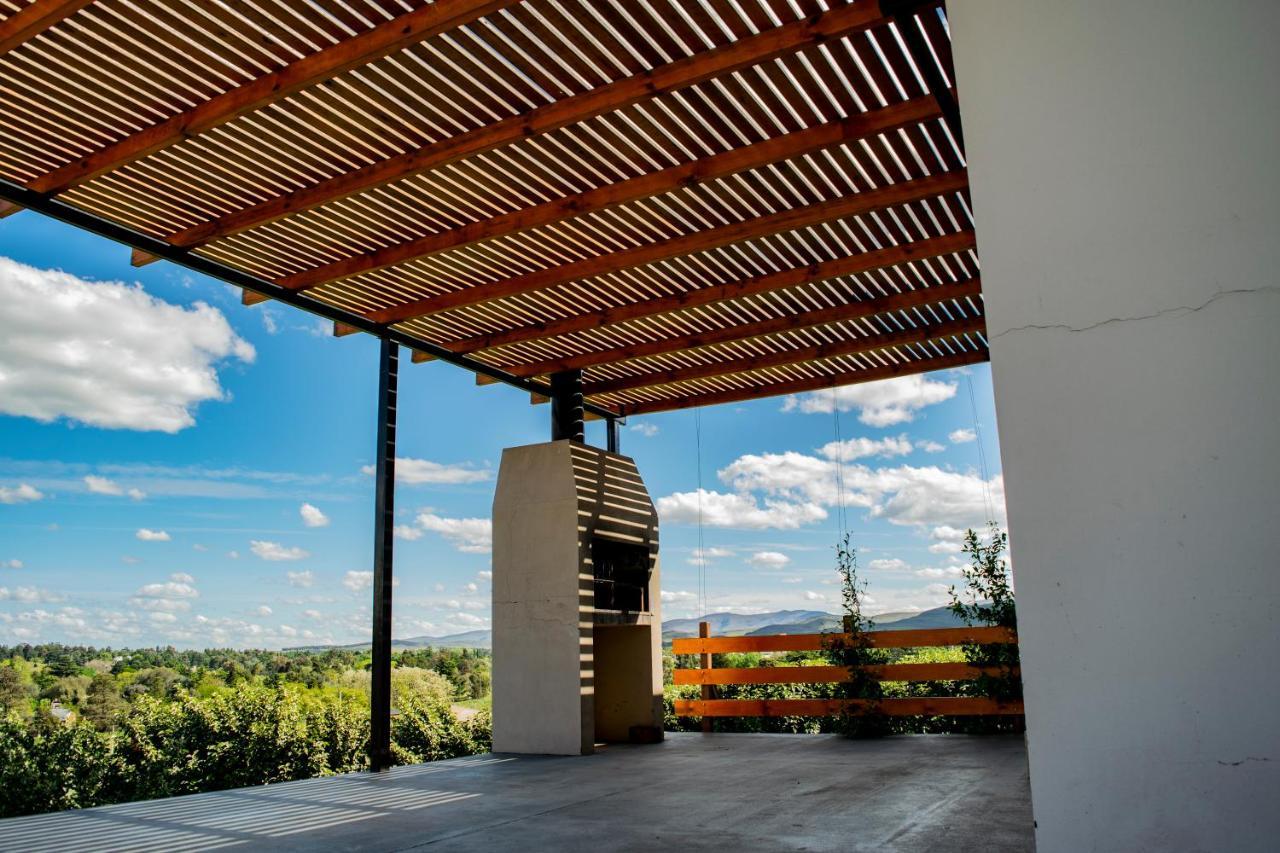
0;0;981;768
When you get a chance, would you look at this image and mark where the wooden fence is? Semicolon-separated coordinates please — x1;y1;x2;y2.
671;623;1023;719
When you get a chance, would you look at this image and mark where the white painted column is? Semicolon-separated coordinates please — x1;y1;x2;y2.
949;2;1280;851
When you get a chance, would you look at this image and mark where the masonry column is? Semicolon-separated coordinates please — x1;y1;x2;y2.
950;3;1280;851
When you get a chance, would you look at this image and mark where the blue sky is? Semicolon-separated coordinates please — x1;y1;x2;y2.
0;212;1005;649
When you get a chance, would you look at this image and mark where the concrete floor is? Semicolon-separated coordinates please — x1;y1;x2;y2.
0;733;1034;852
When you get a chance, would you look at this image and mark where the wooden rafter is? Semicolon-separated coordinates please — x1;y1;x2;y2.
613;348;989;416
371;170;969;325
158;0;896;249
502;275;982;378
26;0;517;195
582;313;985;396
0;0;93;55
278;95;944;292
447;231;977;355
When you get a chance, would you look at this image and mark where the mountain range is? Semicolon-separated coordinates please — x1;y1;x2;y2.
285;606;965;652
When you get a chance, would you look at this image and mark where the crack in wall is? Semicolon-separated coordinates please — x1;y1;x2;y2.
990;284;1279;340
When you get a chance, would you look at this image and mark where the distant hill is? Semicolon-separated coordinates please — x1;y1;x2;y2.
287;606;967;653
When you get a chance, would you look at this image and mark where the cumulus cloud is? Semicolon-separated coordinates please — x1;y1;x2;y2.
400;512;492;553
803;591;827;601
4;559;22;570
867;558;909;572
0;256;254;432
299;503;329;528
169;572;195;584
135;528;171;542
783;374;957;426
928;525;968;554
343;571;373;591
255;605;273;616
0;483;44;504
818;435;913;462
361;458;490;485
134;580;198;599
949;428;977;444
919;440;946;453
656;489;827;530
687;546;732;567
747;551;790;569
287;570;314;588
130;577;198;612
250;540;309;561
393;524;423;541
0;586;62;603
630;422;659;437
916;566;963;578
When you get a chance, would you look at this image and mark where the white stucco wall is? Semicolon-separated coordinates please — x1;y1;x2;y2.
949;2;1280;851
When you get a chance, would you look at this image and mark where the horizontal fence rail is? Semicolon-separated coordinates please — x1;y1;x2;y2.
671;624;1023;719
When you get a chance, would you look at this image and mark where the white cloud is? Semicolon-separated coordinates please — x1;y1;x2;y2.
127;488;146;500
919;440;946;453
464;582;478;593
0;483;44;504
303;609;322;620
287;570;314;588
803;591;827;601
149;612;178;623
133;581;198;600
867;558;909;572
928;525;969;554
410;512;492;553
630;422;659;437
169;572;195;584
687;546;733;566
227;550;240;559
656;489;827;530
393;524;423;541
784;374;957;426
361;458;490;485
192;544;207;552
477;570;492;581
4;559;22;570
818;435;913;462
84;475;123;495
250;540;309;561
256;605;273;616
0;256;254;432
0;586;62;603
916;566;963;578
661;590;697;604
343;571;373;591
949;428;977;444
135;528;171;542
299;503;329;528
747;551;790;569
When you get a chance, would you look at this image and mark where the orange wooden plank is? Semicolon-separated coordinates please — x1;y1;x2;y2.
672;697;1024;717
0;0;93;56
672;662;1018;686
670;626;1016;655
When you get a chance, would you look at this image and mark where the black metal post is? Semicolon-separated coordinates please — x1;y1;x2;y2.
550;369;584;443
606;417;620;454
369;339;398;771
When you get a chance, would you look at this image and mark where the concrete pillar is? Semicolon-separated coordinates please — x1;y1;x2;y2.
949;3;1280;850
491;441;662;755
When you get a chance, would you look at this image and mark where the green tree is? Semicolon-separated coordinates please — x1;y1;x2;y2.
80;675;126;731
0;665;34;715
826;534;890;738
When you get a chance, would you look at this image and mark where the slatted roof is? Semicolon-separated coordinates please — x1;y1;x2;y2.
0;0;984;418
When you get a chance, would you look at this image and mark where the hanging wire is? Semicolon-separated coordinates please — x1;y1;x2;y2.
965;373;997;523
696;407;706;614
831;388;849;537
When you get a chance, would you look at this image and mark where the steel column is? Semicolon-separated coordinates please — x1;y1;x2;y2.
550;369;584;443
606;417;620;454
369;339;398;771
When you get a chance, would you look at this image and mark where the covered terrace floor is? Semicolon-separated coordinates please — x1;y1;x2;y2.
0;733;1033;852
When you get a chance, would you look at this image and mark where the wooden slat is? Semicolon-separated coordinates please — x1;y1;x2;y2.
372;170;969;324
27;0;518;194
674;662;1019;685
671;626;1016;655
159;0;896;249
0;0;93;55
673;697;1025;717
579;315;986;395
277;96;944;291
449;233;978;355
614;348;989;416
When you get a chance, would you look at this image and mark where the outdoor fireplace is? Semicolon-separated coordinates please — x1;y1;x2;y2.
491;440;662;755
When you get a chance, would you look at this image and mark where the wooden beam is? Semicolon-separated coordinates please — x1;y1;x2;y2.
582;314;985;396
674;662;1019;685
410;350;436;364
615;348;989;416
370;170;968;325
130;249;158;268
0;200;22;218
159;1;897;249
474;373;500;386
0;0;93;55
672;626;1017;655
503;273;981;379
673;697;1024;717
448;231;977;355
240;289;271;307
27;0;516;195
277;96;943;292
333;322;361;337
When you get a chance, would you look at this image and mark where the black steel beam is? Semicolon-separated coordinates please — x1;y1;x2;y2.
0;178;619;419
550;369;584;443
882;0;964;155
606;418;620;454
369;339;398;772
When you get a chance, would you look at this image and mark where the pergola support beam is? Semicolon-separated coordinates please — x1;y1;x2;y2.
550;370;585;443
369;339;398;772
0;0;93;55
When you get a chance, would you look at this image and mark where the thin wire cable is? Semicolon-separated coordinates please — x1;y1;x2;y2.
694;409;707;619
966;373;996;523
831;388;849;537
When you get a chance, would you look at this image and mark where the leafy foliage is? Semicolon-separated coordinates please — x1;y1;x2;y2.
948;522;1022;714
825;534;891;738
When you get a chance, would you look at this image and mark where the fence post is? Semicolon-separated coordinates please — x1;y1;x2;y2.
699;620;712;734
